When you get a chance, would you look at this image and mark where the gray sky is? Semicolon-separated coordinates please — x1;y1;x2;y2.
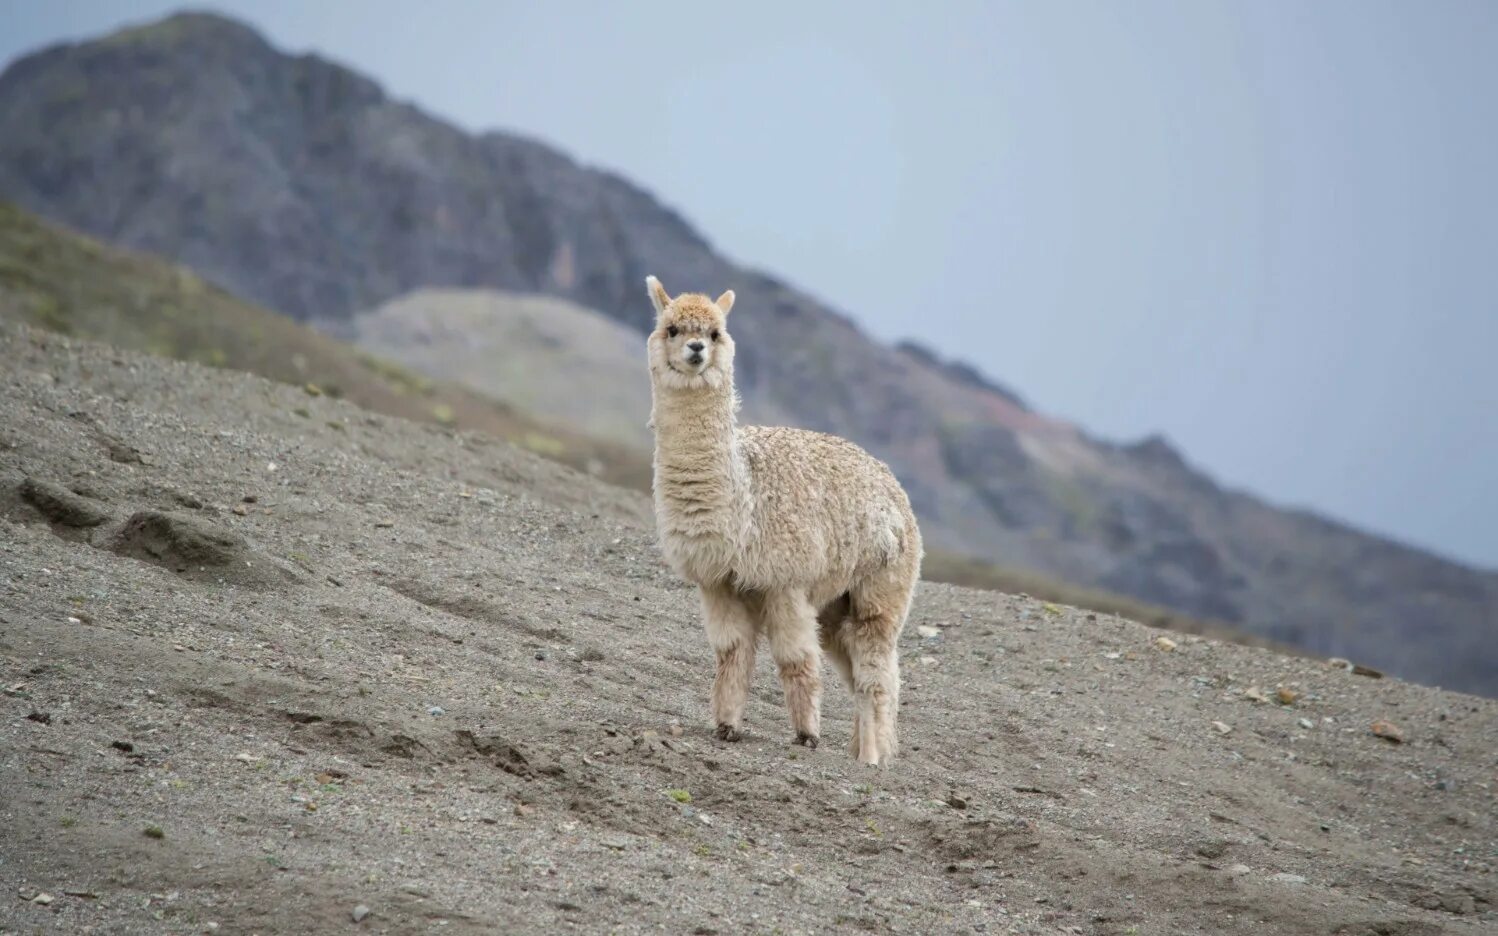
5;1;1496;568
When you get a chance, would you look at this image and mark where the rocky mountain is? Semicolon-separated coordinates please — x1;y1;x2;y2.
1;12;1494;693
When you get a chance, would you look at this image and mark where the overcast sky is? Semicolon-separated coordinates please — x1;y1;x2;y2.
5;1;1496;568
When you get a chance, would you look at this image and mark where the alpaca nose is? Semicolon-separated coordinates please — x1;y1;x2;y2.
687;341;705;353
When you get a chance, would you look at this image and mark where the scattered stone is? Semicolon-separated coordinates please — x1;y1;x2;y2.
1275;687;1299;706
946;794;968;810
1154;636;1178;652
352;904;370;923
1211;721;1233;735
1327;657;1352;670
427;706;445;717
1243;686;1268;703
534;650;548;661
304;383;323;397
514;803;533;818
374;520;395;529
1298;718;1314;730
143;825;164;839
1351;664;1384;679
916;625;941;639
918;655;938;666
26;711;51;725
31;892;54;905
1226;864;1252;876
242;495;258;504
1270;872;1308;885
1371;720;1405;743
667;723;684;738
111;740;135;753
232;504;248;516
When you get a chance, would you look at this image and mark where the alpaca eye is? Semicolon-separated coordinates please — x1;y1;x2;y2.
710;330;720;342
666;325;678;338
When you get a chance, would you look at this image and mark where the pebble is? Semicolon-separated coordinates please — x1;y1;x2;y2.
1370;720;1404;743
1270;872;1308;885
1243;686;1268;703
918;656;938;666
1298;718;1314;730
1154;636;1178;652
1276;687;1299;705
534;650;548;661
1226;864;1252;876
32;892;55;905
352;905;370;923
916;625;941;639
1211;721;1233;735
427;706;445;717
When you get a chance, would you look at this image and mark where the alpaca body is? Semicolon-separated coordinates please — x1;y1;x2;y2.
645;277;921;765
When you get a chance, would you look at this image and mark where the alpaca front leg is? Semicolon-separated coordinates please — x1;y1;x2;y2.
763;589;823;748
701;585;756;741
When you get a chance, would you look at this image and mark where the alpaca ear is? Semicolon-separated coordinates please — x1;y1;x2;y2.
715;290;735;315
646;276;671;317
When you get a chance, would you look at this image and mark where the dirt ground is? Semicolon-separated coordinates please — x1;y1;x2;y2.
1;322;1494;935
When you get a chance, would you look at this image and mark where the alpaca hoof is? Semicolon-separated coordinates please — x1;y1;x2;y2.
715;723;743;742
793;732;819;749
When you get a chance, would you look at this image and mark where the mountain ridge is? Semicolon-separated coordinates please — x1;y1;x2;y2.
1;11;1493;693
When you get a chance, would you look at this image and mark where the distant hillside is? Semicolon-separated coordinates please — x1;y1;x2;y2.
1;12;1494;693
0;202;651;491
332;289;659;450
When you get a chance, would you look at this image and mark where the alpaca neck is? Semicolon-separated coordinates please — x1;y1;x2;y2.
650;373;746;565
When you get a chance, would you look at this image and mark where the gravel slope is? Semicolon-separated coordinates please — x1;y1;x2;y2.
1;322;1494;935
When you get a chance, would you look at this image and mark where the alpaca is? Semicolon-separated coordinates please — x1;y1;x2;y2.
644;276;922;765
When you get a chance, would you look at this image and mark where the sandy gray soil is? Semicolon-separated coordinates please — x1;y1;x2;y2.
1;322;1495;935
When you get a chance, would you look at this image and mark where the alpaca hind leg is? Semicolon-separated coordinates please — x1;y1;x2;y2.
700;584;756;741
816;594;859;754
763;588;823;747
848;574;915;765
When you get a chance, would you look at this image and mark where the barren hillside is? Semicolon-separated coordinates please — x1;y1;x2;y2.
3;323;1494;935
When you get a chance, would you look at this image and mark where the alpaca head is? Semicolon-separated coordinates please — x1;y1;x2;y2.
644;275;736;392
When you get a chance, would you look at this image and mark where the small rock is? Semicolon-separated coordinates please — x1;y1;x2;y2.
427;706;445;717
374;520;395;529
1351;664;1384;679
1226;864;1252;876
242;495;258;504
111;740;135;753
26;711;51;725
304;383;323;397
916;625;941;639
946;794;968;810
32;892;55;905
1270;872;1308;885
1326;657;1352;670
352;904;370;923
143;825;164;839
232;504;248;516
1211;721;1233;735
514;803;533;817
1154;636;1178;652
918;655;938;666
1370;720;1404;743
1298;718;1314;730
667;724;684;737
534;650;547;661
1275;687;1299;705
1243;686;1268;703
